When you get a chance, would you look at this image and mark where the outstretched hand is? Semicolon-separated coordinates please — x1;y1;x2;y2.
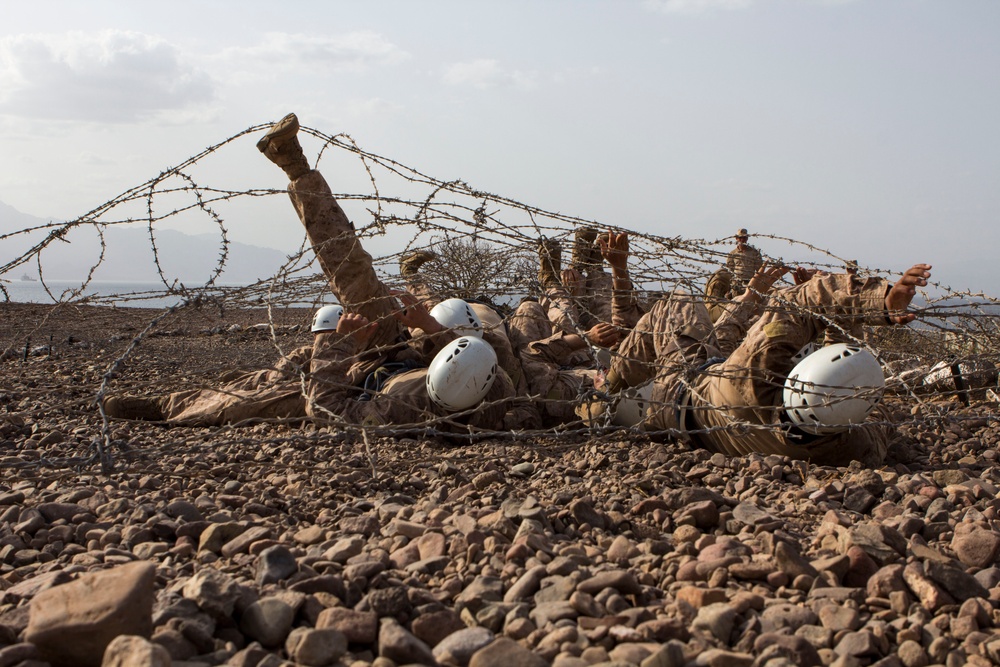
391;290;442;333
561;268;585;297
744;262;791;301
792;267;821;285
885;264;931;324
597;231;630;273
336;313;377;347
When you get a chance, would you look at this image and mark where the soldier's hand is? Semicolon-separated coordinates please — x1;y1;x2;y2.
585;322;620;347
598;230;629;273
746;262;790;296
886;263;932;324
337;313;377;346
561;268;585;296
792;267;819;285
391;291;442;333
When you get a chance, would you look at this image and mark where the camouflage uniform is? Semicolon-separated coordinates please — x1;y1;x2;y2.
726;244;763;294
468;304;543;429
143;345;314;426
282;169;519;430
305;331;513;432
156;381;305;426
154;311;519;432
510;236;647;427
538;228;643;335
611;272;896;467
704;268;733;323
543;267;646;334
511;277;645;428
510;300;598;426
117;167;482;427
288;170;406;354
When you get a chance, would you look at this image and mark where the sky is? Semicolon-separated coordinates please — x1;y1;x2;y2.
0;0;998;296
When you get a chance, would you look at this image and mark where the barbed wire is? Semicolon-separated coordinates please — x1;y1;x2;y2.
1;122;997;475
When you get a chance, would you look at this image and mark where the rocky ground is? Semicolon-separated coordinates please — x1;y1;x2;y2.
2;302;1000;667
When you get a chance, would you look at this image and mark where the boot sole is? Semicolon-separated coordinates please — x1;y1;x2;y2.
256;113;300;154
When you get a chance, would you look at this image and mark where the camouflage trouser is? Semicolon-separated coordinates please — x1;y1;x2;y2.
537;271;617;335
613;274;894;467
704;269;732;324
287;170;404;352
158;376;306;426
509;299;554;350
509;300;599;426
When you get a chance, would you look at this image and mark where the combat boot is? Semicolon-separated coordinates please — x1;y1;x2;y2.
537;238;562;289
399;250;438;277
256;113;311;181
102;396;166;421
571;226;601;274
576;392;610;426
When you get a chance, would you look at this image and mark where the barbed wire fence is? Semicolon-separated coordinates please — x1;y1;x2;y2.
0;122;998;477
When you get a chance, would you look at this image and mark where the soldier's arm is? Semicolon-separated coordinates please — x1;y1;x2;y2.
599;231;644;329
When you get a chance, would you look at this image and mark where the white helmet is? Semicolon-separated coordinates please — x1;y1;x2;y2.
429;298;483;338
790;341;818;366
469;303;503;331
312;305;344;333
426;336;498;411
612;382;654;427
783;343;885;435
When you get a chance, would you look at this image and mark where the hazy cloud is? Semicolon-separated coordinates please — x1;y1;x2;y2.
218;32;410;77
0;31;214;122
644;0;862;13
644;0;753;15
442;59;537;91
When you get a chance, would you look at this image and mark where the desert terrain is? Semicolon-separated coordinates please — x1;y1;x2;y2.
1;301;999;667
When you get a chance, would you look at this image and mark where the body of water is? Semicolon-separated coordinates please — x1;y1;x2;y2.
1;280;229;309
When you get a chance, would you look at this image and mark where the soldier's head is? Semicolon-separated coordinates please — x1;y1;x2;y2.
426;336;498;412
783;344;885;435
735;228;749;246
429;298;483;339
311;305;344;334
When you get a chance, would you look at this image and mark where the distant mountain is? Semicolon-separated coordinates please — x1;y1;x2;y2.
0;200;292;284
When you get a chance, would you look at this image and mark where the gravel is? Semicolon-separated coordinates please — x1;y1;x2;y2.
2;302;1000;667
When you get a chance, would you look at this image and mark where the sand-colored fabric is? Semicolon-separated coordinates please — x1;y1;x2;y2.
726;243;763;293
612;272;895;466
